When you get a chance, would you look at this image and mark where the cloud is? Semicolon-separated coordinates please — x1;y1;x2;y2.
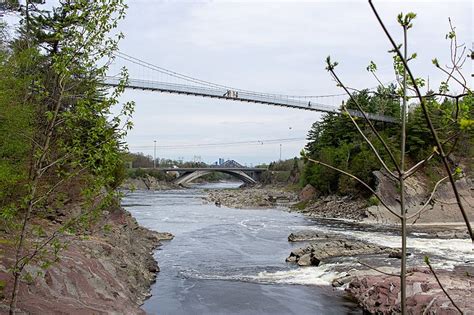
113;0;472;164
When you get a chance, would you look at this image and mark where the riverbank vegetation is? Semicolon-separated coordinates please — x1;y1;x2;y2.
300;3;472;314
0;1;139;312
301;86;473;196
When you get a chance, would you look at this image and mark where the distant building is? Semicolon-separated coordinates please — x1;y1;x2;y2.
221;160;244;168
218;158;224;165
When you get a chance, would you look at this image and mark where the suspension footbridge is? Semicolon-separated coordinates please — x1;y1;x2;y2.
103;52;397;123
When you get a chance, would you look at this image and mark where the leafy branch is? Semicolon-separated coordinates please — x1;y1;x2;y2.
368;0;473;244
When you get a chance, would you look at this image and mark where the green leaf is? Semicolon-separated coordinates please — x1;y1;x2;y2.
424;256;430;265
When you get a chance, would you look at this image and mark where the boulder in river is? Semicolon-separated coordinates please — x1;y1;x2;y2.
288;231;335;242
388;249;412;259
286;237;392;266
297;253;313;266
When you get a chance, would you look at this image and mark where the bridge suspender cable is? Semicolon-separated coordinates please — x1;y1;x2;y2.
113;51;396;99
106;52;399;123
129;137;307;150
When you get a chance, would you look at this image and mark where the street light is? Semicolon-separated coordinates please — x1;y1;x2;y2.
153;140;157;168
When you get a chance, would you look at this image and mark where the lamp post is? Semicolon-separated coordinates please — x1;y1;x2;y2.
279;143;282;161
153;140;157;168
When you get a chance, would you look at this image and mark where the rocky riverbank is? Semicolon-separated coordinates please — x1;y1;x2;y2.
122;176;179;191
294;194;369;221
294;174;474;225
205;185;298;208
346;266;474;314
285;230;473;314
0;206;173;314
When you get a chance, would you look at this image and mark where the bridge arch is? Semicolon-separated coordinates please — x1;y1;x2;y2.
174;170;256;186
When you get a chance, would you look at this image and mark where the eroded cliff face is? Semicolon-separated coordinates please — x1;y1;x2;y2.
0;207;173;314
365;171;473;224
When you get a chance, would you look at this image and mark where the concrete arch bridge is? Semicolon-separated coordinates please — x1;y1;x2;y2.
156;167;266;186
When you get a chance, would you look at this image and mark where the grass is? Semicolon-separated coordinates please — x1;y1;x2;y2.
292;200;309;211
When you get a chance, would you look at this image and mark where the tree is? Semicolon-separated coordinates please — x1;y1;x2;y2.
1;1;135;313
301;3;472;313
0;0;20;13
302;85;400;195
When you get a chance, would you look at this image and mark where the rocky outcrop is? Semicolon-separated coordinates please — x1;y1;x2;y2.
365;172;474;224
287;230;473;314
291;172;473;224
121;176;178;191
287;231;337;242
206;186;298;209
0;207;173;314
299;184;317;202
292;195;368;221
346;266;474;314
286;237;392;266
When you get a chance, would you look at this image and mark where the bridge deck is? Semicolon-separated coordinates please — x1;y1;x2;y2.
141;167;266;172
103;77;397;123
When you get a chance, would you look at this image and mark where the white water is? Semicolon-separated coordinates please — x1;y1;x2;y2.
250;264;344;286
124;183;361;314
123;182;471;314
298;224;473;268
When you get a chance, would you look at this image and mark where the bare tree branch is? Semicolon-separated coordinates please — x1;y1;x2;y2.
326;68;401;177
435;64;471;93
306;157;401;219
341;106;399;179
32;167;88;207
404;153;436;179
424;257;464;314
357;260;401;277
408;176;449;221
368;0;473;243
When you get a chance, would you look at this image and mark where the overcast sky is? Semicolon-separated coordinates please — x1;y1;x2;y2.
5;1;472;165
112;0;472;165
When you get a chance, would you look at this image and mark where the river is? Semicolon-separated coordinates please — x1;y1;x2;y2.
123;182;473;315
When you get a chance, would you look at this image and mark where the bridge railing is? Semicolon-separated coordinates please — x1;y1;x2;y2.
103;77;397;123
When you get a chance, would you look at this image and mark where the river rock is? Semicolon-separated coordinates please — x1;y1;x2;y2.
286;238;392;266
295;253;321;266
297;253;313;266
294;196;368;221
205;187;298;209
346;266;474;314
155;232;174;240
289;247;306;258
288;231;321;242
434;230;469;239
299;184;317;201
332;274;353;287
388;249;412;259
288;231;337;242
